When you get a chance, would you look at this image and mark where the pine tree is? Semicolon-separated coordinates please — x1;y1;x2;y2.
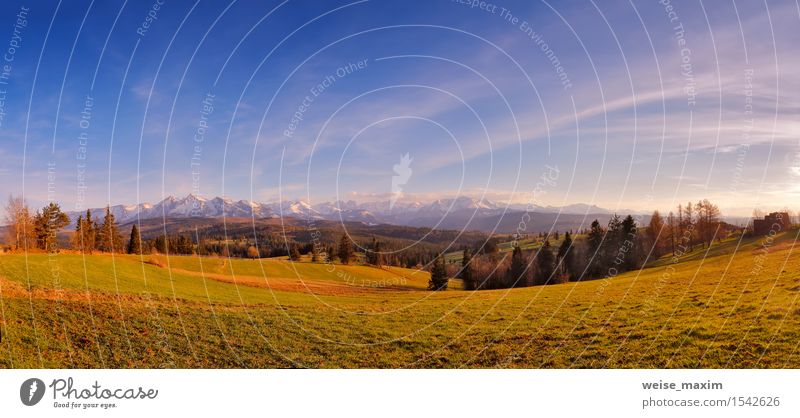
127;224;142;255
33;202;70;252
338;233;354;264
428;254;448;291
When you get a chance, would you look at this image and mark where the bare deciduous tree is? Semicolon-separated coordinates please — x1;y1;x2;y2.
4;195;34;250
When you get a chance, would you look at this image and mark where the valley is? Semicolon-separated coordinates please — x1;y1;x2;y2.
1;229;798;368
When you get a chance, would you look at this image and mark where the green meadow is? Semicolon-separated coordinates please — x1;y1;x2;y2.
0;230;799;368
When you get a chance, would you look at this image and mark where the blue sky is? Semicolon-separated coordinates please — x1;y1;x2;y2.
1;0;799;216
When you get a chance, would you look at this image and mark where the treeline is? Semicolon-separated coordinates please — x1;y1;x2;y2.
3;195;737;294
3;198;71;252
2;196;134;254
2;196;457;268
3;196;154;255
435;199;729;291
452;215;644;291
646;199;724;258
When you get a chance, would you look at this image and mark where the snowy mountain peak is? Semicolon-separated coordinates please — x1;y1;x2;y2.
67;194;624;231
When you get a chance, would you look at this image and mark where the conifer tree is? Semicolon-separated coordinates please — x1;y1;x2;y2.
620;215;637;269
586;219;605;277
338;233;354;264
508;246;527;287
127;224;142;255
33;202;70;252
557;231;574;280
82;209;96;254
428;254;448;291
459;248;475;290
97;206;122;253
366;237;382;267
534;239;556;285
153;235;167;254
72;215;84;251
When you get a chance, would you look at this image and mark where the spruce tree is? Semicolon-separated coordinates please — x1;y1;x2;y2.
72;213;97;253
338;233;354;264
83;210;96;254
127;224;142;255
586;219;605;277
428;254;448;291
620;215;638;270
97;206;122;253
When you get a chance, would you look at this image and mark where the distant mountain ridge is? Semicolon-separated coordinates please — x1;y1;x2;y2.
67;194;643;233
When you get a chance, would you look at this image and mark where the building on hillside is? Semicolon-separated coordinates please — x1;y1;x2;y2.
752;212;791;236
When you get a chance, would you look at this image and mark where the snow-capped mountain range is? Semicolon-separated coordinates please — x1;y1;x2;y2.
67;194;634;229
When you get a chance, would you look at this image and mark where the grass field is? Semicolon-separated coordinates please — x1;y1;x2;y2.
1;229;799;368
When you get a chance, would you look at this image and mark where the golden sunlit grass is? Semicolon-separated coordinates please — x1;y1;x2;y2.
0;229;798;368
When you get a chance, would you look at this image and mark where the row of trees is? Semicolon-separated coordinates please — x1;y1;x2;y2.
4;196;140;255
4;195;466;271
5;196;72;253
452;217;640;291
2;195;730;293
72;208;126;253
431;199;727;292
647;199;722;259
